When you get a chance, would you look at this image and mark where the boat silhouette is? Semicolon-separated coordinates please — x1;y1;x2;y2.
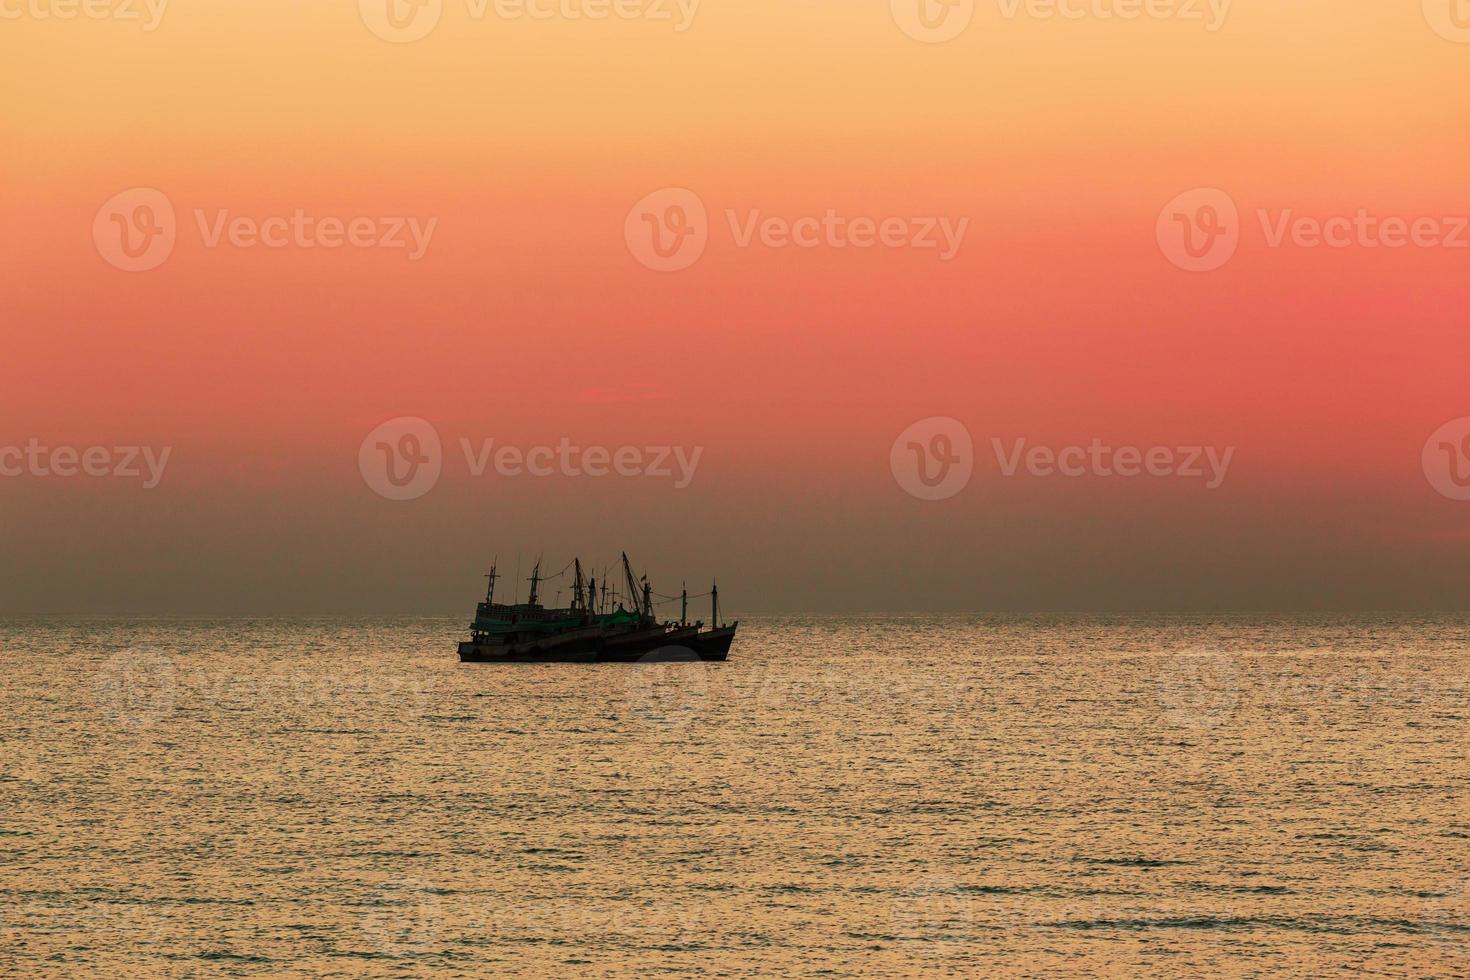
458;553;736;663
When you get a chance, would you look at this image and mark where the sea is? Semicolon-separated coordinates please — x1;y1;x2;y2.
3;615;1470;977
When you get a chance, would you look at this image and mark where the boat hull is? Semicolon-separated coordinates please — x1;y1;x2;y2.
459;623;737;664
689;625;737;662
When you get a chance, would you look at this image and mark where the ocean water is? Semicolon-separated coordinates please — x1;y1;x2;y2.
3;615;1470;977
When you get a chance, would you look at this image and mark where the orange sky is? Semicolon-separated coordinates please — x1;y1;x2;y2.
3;2;1469;613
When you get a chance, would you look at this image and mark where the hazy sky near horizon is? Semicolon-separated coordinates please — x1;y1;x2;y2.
3;2;1470;615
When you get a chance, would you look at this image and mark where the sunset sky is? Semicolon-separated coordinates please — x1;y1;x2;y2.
3;1;1469;614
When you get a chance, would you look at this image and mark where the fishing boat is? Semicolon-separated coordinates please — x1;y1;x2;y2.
458;553;737;664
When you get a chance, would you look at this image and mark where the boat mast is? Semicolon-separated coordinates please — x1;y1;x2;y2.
527;558;541;608
573;558;586;612
642;577;653;624
484;560;499;604
711;579;719;628
681;582;688;626
621;553;643;619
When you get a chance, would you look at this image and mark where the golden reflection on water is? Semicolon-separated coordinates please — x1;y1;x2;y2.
2;615;1469;977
